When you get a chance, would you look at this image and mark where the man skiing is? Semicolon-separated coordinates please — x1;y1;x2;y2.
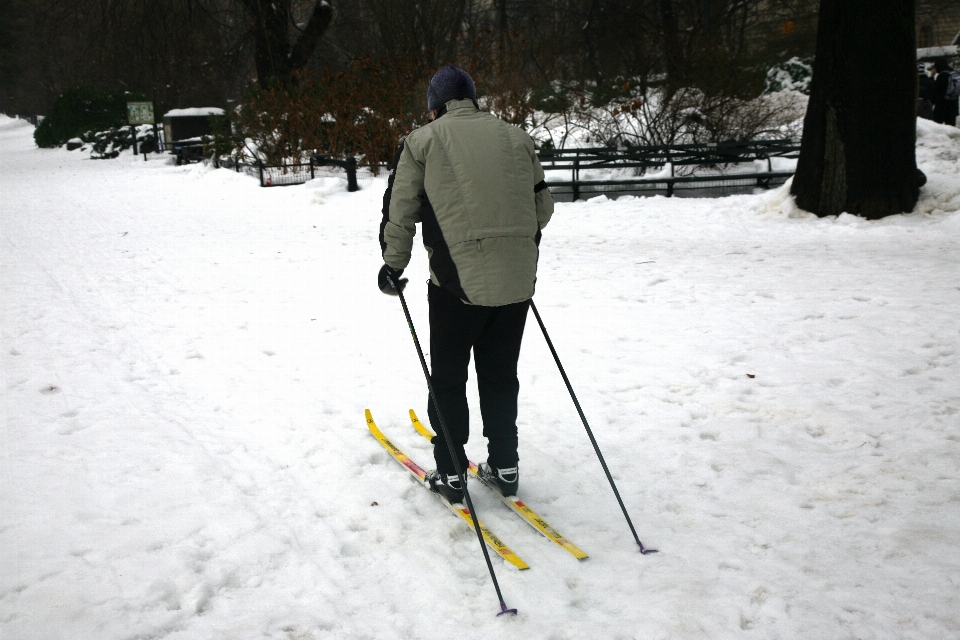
378;64;554;504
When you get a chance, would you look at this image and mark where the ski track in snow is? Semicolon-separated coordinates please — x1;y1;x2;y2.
2;114;959;639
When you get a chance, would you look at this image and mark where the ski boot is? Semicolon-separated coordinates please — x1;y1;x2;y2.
426;470;465;504
477;463;519;497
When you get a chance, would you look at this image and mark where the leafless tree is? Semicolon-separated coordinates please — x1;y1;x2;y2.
234;0;333;84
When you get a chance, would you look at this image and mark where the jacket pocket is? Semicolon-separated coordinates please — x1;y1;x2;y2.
448;235;538;306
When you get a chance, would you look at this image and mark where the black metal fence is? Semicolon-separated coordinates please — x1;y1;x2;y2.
542;172;795;201
261;162;314;187
5;113;43;126
538;139;800;200
210;138;799;198
214;155;379;190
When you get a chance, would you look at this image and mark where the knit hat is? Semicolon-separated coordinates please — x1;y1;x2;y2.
427;65;477;111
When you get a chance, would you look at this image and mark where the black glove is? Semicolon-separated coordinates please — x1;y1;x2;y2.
378;264;408;295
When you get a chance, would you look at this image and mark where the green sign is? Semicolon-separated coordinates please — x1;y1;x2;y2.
127;102;155;125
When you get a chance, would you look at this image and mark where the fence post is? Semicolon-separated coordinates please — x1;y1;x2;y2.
346;157;359;192
258;161;264;187
572;155;580;201
667;149;674;197
310;156;315;180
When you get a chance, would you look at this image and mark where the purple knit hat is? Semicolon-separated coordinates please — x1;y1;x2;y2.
427;65;477;111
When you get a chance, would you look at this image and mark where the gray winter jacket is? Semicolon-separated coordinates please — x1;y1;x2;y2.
380;99;554;306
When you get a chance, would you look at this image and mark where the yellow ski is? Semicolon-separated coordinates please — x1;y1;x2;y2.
365;409;529;570
409;409;588;561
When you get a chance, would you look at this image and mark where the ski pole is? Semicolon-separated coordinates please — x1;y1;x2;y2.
529;300;657;555
388;273;517;617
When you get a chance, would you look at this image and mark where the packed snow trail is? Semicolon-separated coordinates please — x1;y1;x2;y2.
2;114;959;638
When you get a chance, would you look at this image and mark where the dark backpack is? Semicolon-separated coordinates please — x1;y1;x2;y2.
945;71;960;101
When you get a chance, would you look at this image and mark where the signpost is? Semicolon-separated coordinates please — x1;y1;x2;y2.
127;102;155;157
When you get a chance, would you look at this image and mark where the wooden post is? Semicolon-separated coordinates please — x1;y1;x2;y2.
346;157;359;192
572;155;580;201
667;149;674;197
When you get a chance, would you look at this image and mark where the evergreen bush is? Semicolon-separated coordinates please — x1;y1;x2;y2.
764;58;814;95
34;86;147;148
84;126;158;159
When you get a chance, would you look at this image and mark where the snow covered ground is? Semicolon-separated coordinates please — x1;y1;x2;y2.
2;114;959;639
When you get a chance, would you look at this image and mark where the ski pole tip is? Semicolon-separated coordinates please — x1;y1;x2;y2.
638;542;659;555
497;602;518;617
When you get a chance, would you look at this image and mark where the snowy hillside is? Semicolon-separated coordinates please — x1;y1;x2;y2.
2;114;959;639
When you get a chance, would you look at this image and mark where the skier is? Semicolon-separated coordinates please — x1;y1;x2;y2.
378;64;554;504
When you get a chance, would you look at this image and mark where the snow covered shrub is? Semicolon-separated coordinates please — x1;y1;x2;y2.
225;43;557;168
467;57;578;148
764;57;813;95
34;86;146;148
81;125;158;159
224;47;803;165
534;83;799;149
225;61;429;168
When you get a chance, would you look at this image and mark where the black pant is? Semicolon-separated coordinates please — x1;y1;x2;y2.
933;98;959;125
427;283;530;475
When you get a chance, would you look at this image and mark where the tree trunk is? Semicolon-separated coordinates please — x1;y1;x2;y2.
240;0;332;85
659;0;683;92
791;0;921;219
